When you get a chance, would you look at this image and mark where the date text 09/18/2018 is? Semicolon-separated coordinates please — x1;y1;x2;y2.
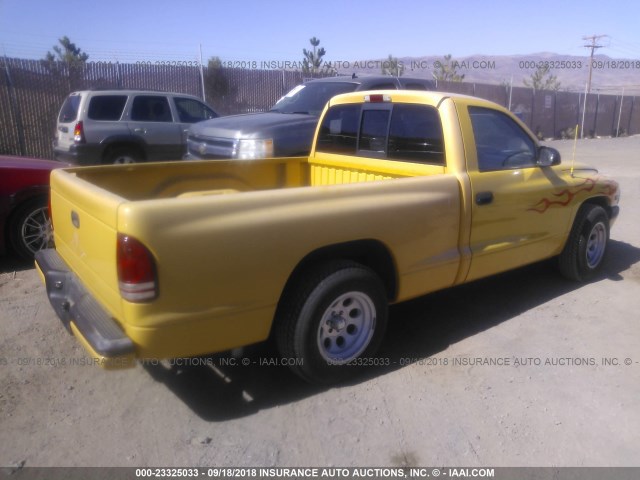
519;60;640;70
134;467;497;478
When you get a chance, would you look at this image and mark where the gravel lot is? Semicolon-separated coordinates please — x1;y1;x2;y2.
1;136;639;469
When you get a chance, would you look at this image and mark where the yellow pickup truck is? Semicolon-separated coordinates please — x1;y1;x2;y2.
35;90;620;384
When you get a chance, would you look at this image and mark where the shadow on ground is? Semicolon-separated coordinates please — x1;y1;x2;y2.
0;255;34;274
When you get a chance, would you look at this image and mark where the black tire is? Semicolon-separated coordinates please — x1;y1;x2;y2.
275;261;388;384
104;146;142;165
9;197;53;260
558;204;610;282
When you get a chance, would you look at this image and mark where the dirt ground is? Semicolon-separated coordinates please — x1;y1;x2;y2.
1;136;639;469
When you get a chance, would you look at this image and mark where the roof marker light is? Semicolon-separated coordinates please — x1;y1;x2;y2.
364;94;391;103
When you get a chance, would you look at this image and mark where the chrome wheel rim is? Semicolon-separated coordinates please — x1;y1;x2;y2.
317;291;376;363
586;221;607;269
21;206;53;255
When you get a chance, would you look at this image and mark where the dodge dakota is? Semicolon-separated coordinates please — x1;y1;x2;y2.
35;90;620;384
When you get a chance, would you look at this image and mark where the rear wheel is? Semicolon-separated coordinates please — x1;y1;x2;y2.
275;261;388;384
104;146;143;164
9;198;53;259
559;204;610;281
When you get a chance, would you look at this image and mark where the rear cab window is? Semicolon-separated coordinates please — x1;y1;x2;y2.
317;102;445;165
316;104;360;154
360;109;390;154
389;104;444;163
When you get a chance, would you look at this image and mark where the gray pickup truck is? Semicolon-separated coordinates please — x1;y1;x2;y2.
184;75;434;160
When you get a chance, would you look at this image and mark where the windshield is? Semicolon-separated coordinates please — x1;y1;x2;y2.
270;82;358;115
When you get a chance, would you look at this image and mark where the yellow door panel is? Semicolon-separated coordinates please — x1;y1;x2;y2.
466;166;573;280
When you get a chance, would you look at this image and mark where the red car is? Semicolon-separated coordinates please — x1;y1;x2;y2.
0;155;65;259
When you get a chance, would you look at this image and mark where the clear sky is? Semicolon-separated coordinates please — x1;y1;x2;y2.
1;0;639;63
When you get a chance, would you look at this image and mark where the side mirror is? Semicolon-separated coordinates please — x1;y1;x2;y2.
537;146;561;167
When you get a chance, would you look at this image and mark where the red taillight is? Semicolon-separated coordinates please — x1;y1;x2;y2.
73;121;85;143
117;234;158;302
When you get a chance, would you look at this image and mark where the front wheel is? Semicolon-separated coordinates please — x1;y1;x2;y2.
275;261;388;384
559;204;610;281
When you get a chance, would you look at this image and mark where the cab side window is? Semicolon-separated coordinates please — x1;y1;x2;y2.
469;106;536;171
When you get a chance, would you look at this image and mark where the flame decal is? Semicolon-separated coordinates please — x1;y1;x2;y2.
528;177;616;213
598;181;618;197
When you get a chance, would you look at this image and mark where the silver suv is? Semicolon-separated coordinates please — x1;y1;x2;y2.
53;90;218;164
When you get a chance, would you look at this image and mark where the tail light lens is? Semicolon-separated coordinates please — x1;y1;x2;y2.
73;121;85;143
117;234;158;302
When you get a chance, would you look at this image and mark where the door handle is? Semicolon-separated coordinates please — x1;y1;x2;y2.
133;128;147;134
476;191;494;205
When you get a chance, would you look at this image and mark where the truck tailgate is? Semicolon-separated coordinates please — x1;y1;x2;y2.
49;168;125;320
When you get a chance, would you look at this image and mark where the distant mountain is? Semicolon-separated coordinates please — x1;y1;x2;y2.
335;53;640;95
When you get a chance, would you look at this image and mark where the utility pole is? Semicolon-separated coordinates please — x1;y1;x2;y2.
583;34;606;94
199;44;206;102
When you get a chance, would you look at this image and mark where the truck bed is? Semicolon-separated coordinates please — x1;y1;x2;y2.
65;155;446;201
